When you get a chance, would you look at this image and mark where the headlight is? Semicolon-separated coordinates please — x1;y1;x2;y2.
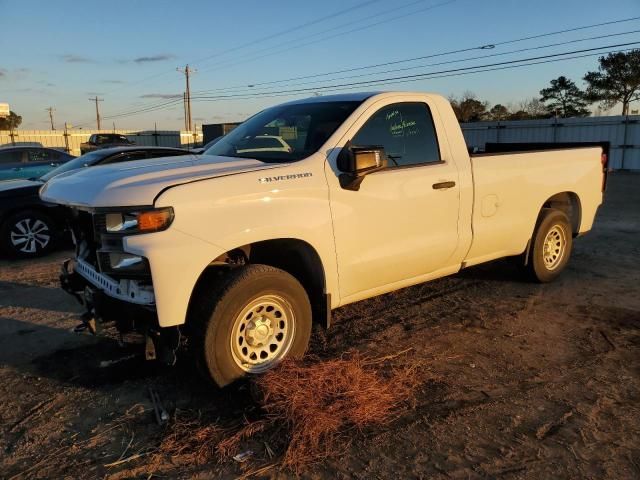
105;207;174;234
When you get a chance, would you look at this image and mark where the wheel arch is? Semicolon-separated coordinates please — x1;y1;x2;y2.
522;192;581;265
186;237;330;329
540;191;582;236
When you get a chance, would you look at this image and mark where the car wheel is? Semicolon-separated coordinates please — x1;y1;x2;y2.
526;209;573;283
190;264;312;387
1;210;56;258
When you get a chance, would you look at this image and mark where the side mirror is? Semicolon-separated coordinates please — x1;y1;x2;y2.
337;144;388;190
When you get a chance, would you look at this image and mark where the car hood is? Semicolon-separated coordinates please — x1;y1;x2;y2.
0;179;42;198
40;154;280;207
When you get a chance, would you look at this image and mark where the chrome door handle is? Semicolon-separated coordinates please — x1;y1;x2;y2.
432;181;455;189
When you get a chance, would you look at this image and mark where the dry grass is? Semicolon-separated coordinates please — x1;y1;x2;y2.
158;352;420;472
258;353;419;470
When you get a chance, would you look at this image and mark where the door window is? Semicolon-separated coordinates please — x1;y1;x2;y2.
0;150;23;164
352;102;441;167
27;149;51;162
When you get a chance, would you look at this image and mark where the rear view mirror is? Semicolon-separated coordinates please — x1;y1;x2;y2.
337;144;388;190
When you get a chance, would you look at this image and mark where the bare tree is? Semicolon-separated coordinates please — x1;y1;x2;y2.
522;98;549;119
449;92;489;122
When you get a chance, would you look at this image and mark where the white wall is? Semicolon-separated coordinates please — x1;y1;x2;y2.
461;115;640;170
0;129;203;157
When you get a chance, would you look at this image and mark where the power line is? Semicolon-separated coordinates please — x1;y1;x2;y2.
97;0;386;97
94;0;455;113
190;0;386;66
76;15;640;125
195;0;457;75
81;27;640;125
195;29;640;94
193;16;640;94
90;43;638;122
91;20;640;125
101;98;184;120
187;42;640;100
191;48;636;102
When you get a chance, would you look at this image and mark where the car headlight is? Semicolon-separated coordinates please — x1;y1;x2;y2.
105;207;174;234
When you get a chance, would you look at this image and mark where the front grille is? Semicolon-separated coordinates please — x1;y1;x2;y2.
93;213;107;235
71;209;99;268
97;251;111;272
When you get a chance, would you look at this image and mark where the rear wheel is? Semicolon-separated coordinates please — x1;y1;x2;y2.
1;210;56;258
191;264;312;387
526;209;573;283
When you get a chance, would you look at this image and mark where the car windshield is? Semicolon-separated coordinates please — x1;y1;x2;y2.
39;150;106;182
203;101;361;162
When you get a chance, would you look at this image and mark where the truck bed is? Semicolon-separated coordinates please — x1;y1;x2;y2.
463;145;605;267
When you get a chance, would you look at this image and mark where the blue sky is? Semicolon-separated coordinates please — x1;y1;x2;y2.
2;0;639;130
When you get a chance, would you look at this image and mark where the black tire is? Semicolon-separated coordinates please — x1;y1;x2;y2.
0;209;57;259
525;209;573;283
190;264;312;387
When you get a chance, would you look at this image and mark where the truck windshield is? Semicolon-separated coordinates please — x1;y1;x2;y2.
204;101;360;162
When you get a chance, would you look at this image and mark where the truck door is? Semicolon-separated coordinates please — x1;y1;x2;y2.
327;101;461;300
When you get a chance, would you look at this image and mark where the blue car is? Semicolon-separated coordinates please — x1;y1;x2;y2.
0;146;75;181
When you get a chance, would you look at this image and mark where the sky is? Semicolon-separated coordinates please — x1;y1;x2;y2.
1;0;639;130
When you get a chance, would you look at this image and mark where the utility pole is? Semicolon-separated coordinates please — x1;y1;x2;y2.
177;65;195;131
183;92;188;131
63;122;70;153
89;96;103;130
46;107;56;130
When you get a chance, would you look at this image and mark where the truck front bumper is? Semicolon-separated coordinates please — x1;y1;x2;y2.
60;258;157;333
60;258;182;363
67;257;155;305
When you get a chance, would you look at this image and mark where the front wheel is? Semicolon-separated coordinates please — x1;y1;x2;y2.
1;209;56;258
191;264;312;387
525;209;573;283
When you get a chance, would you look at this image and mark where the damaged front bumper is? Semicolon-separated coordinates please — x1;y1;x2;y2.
60;258;180;364
68;256;155;305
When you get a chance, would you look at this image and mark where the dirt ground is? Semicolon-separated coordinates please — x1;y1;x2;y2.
1;173;639;479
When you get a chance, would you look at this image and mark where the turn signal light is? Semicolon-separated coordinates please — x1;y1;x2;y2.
138;208;173;232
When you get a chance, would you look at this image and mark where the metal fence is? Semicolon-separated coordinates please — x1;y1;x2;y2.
461;115;640;170
0;129;203;157
5;117;638;170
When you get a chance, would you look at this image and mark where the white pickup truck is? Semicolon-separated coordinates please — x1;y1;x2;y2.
41;92;607;387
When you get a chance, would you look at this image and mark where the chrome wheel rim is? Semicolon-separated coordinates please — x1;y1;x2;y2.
10;218;51;254
230;294;295;373
542;224;566;271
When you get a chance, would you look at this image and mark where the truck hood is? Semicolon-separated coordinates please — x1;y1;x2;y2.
40;154;279;207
